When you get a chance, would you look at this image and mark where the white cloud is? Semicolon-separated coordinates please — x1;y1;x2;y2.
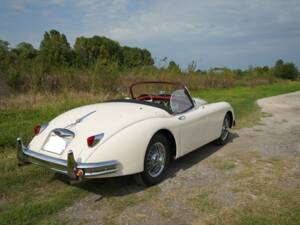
2;0;300;68
62;0;300;67
5;0;66;11
6;0;33;11
75;0;129;20
74;0;300;42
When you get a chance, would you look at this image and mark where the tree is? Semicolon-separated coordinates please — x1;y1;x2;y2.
0;40;9;55
141;49;154;66
273;59;298;80
252;66;269;75
234;69;243;76
167;61;181;72
122;47;138;67
74;36;122;68
0;40;10;71
40;30;72;66
262;66;269;72
275;59;284;67
74;36;95;67
97;36;122;65
14;42;37;60
122;47;141;68
187;61;197;73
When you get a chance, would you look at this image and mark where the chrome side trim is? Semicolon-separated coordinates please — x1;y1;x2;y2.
17;137;119;182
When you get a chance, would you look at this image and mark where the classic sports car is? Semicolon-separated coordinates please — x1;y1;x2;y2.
17;81;235;186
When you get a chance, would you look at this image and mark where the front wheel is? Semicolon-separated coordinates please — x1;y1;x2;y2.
134;134;170;186
215;114;231;145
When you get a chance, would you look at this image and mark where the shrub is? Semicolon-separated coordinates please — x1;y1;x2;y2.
273;59;298;80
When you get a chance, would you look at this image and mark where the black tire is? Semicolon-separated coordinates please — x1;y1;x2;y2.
134;134;170;186
215;114;231;145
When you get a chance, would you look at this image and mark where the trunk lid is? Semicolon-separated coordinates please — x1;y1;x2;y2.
28;101;169;162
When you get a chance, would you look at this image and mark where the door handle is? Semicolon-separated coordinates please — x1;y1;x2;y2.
178;115;186;120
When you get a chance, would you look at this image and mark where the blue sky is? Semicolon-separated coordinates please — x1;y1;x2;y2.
1;0;300;69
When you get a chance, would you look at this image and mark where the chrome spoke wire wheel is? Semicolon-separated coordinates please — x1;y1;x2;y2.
146;142;166;178
215;114;232;145
134;134;170;186
221;116;230;141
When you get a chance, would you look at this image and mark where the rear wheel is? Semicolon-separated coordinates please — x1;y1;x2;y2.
216;114;231;145
134;134;170;186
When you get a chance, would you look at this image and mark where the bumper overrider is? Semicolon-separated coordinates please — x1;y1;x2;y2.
16;138;119;183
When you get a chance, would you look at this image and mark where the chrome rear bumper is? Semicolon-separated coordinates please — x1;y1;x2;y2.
17;138;119;183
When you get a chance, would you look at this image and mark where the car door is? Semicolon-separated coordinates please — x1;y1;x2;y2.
170;88;210;156
178;105;210;155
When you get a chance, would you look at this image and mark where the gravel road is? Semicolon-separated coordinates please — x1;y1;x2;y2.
60;91;300;225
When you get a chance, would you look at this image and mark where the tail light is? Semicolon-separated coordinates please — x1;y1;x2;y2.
87;133;104;147
34;123;48;135
75;169;85;177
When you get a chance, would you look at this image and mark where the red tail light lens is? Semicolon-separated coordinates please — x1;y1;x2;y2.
34;123;48;135
34;125;41;135
87;133;104;147
87;136;95;147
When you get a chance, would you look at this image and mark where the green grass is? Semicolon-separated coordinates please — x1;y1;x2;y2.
224;179;300;225
0;81;300;224
207;158;236;171
190;192;218;213
192;81;300;127
0;96;103;148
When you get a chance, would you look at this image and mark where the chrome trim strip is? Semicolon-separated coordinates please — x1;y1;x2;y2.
17;137;119;181
65;110;96;129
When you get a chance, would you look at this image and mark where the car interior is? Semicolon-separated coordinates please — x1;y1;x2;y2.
131;82;195;114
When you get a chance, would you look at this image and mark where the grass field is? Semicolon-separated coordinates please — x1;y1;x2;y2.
192;81;300;128
0;81;300;225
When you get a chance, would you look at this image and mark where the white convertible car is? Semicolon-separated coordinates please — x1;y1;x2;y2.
17;81;235;186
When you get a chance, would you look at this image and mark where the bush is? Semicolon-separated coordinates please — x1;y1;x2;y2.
273;59;298;80
7;69;23;89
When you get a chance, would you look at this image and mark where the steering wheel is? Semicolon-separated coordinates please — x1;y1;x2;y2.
137;94;153;102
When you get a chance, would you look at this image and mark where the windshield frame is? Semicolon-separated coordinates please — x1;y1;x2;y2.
129;81;195;114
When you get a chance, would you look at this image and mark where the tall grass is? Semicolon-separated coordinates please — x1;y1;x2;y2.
3;64;281;94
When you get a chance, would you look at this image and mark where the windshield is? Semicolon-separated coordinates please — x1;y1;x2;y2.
170;89;194;114
129;81;194;114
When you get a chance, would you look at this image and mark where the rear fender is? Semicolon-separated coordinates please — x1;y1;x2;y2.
86;117;179;175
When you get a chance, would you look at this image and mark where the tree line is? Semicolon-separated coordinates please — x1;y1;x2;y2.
0;29;299;92
0;29;154;71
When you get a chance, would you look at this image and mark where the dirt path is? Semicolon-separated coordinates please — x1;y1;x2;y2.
60;91;300;225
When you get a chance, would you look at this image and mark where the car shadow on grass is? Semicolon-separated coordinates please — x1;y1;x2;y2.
55;132;239;200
